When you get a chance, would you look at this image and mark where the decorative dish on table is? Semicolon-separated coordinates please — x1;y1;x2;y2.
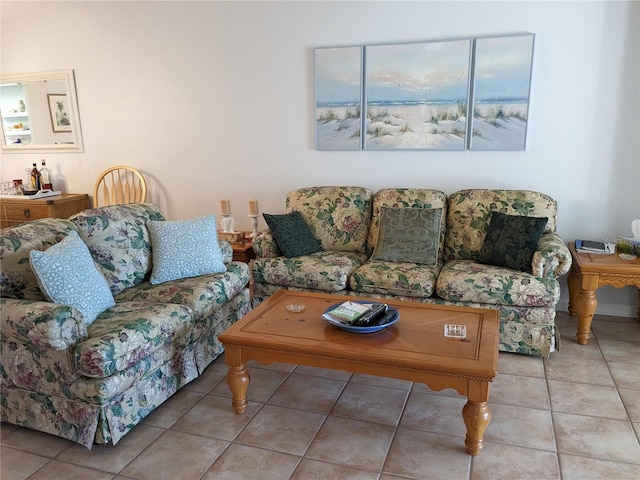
323;301;399;333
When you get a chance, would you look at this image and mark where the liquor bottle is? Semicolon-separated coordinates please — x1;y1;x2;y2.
30;163;41;191
40;159;52;190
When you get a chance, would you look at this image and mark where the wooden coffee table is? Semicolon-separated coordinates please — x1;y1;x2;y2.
567;242;640;345
218;290;499;455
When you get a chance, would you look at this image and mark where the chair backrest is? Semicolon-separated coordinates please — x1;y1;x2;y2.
93;166;147;207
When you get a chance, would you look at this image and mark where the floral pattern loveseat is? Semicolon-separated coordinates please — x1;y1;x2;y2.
1;203;251;448
252;187;571;357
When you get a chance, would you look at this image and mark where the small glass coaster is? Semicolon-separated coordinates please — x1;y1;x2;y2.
286;304;305;313
444;324;466;338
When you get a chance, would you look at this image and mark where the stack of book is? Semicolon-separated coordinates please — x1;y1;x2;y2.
323;301;388;326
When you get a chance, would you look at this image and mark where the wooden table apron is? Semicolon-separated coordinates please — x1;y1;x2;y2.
567;242;640;345
218;290;499;456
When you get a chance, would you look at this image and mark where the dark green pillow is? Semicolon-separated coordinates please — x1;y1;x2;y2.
371;207;443;265
263;211;321;258
478;211;547;272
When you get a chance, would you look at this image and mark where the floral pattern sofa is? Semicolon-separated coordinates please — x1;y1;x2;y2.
252;187;571;357
1;203;251;448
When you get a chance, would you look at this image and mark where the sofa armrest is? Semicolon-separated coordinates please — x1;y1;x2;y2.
219;240;233;264
252;230;281;258
532;232;572;279
0;298;87;350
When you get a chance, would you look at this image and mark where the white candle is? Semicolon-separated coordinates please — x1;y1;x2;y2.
220;199;231;215
248;199;259;216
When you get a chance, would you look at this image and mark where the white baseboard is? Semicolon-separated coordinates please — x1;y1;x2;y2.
556;299;639;319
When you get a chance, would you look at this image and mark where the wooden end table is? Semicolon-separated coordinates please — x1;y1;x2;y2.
567;242;640;345
218;290;499;456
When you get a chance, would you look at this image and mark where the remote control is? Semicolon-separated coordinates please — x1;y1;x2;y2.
353;304;388;326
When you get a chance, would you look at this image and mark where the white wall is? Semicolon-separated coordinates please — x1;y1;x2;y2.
1;1;639;316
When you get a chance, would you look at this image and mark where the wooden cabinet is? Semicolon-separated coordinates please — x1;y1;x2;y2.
0;193;90;228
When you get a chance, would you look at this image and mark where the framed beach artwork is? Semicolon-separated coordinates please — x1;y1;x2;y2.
314;46;363;150
47;93;72;132
364;39;472;150
469;34;535;150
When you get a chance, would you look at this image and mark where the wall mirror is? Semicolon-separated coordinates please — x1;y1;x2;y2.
0;69;84;153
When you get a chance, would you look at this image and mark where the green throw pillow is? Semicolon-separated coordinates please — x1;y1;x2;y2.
478;211;548;272
263;211;321;258
371;207;443;265
147;214;226;284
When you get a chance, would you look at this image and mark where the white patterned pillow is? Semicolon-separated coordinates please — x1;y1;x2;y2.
29;230;115;326
147;214;226;285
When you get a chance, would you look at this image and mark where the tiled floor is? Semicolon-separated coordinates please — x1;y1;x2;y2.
2;311;639;480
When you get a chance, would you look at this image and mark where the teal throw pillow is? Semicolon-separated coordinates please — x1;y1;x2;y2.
147;214;226;284
29;230;115;326
263;211;321;258
478;211;548;272
371;207;443;265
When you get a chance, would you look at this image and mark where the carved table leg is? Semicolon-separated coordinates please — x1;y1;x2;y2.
575;288;597;345
463;400;491;455
226;365;250;414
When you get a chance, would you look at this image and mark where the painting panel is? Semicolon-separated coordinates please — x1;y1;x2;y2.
47;93;72;132
315;46;363;150
364;39;472;150
469;34;535;150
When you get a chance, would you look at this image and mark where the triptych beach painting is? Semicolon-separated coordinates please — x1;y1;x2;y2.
314;34;534;151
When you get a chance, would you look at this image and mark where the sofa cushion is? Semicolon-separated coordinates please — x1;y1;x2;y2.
285;186;372;254
0;218;77;300
30;231;116;326
69;203;164;295
478;212;547;272
116;261;251;321
147;214;226;284
435;259;560;307
263;211;321;257
350;260;440;298
371;207;442;265
74;301;193;378
252;251;368;292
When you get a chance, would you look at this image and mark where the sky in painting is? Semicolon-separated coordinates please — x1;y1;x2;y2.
473;35;534;101
366;39;471;103
315;46;362;104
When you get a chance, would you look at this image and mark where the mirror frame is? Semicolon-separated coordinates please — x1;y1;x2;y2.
1;69;84;153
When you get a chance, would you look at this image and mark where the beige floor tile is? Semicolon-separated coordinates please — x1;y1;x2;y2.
332;382;409;426
306;416;395;471
598;338;640;364
210;365;290;402
624;389;640;421
411;381;464;398
554;312;582;338
57;424;164;474
247;360;296;372
483;403;556;451
547;379;628;419
497;352;545;377
235;404;325;455
470;442;560;480
544;355;615;386
202;443;299;479
490;373;550;409
293;364;353;381
0;423;19;441
555;335;604;359
559;453;640;479
120;430;228;480
0;446;50;480
183;359;229;393
141;388;204;428
384;427;470;479
591;318;640;343
553;411;640;464
25;459;115;480
634;422;640;443
0;426;73;457
268;373;347;413
608;361;640;390
400;391;468;437
349;373;412;390
291;458;378;480
172;394;262;441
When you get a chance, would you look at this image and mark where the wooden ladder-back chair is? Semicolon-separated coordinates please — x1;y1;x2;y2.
93;165;147;207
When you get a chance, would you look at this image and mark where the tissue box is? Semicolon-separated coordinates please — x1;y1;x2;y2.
617;237;640;257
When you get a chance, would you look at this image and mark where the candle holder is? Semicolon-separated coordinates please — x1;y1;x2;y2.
249;215;259;238
221;214;235;233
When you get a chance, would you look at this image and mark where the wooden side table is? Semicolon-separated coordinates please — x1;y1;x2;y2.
0;193;90;228
567;242;640;345
231;241;256;263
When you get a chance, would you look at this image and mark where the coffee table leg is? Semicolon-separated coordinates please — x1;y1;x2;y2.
227;365;250;414
463;400;491;455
